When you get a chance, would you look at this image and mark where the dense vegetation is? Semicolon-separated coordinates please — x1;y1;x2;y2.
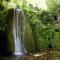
0;0;60;53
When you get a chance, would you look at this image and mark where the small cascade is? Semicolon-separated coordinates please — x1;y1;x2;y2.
13;7;26;55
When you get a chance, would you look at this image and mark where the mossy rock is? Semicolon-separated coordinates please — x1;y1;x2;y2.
5;8;15;54
5;8;35;53
24;22;35;52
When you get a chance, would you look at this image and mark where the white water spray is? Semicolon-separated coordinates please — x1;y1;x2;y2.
13;7;26;55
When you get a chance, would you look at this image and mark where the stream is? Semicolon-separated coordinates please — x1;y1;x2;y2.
0;49;60;60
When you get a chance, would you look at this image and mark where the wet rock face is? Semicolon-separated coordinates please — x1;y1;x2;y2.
24;23;35;52
5;8;15;54
0;30;7;54
0;8;35;55
7;8;35;53
0;5;9;55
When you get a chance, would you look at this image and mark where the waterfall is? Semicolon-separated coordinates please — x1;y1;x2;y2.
13;7;26;55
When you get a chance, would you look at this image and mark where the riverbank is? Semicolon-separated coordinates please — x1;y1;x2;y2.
0;49;60;60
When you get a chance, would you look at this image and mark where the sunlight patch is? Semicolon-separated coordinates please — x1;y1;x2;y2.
27;0;47;10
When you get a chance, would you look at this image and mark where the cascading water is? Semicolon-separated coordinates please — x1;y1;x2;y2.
13;7;26;55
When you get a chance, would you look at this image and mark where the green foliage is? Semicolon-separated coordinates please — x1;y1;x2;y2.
0;4;8;31
40;11;53;24
47;0;60;13
47;0;60;49
51;32;60;48
23;5;55;50
23;0;60;50
32;22;54;49
0;0;60;52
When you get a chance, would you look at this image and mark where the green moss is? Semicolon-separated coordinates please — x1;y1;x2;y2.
5;8;15;53
24;22;35;52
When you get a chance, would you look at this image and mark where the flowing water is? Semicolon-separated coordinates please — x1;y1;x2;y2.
13;7;26;55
